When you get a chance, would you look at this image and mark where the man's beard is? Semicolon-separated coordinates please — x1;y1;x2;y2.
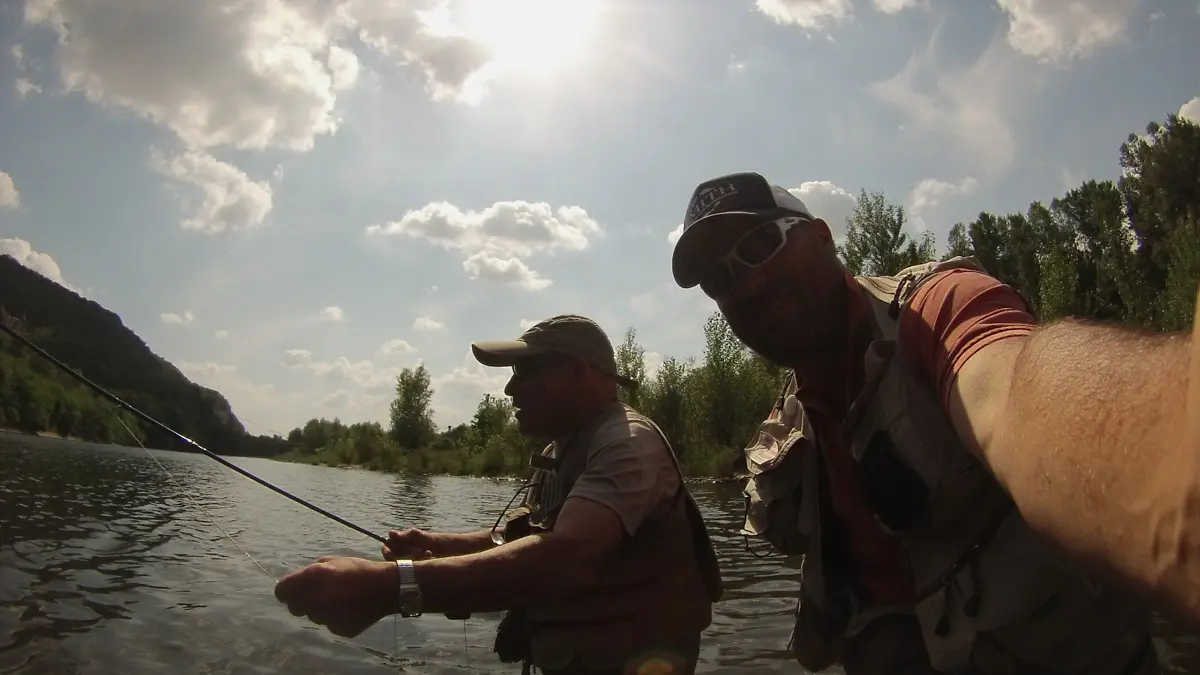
723;296;844;370
724;313;804;367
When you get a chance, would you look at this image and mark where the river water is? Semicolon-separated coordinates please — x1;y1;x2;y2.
1;434;1197;675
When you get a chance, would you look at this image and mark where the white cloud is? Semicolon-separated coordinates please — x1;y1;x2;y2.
283;348;401;390
151;148;274;233
379;338;417;355
367;200;602;288
866;29;1030;174
755;0;854;31
0;238;79;292
20;0;500;124
789;181;858;242
667;224;684;245
1180;96;1200;124
20;0;501;238
319;306;345;322
23;0;357;153
160;310;196;325
519;318;538;330
15;79;41;98
8;45;41;98
283;348;313;366
340;0;496;104
871;0;924;13
907;177;978;230
215;330;229;339
414;316;445;331
0;172;20;208
996;0;1137;64
461;252;553;291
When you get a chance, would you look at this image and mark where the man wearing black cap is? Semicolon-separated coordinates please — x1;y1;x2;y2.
669;172;1161;675
273;314;723;675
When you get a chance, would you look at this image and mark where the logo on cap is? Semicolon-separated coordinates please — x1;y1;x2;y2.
686;181;741;227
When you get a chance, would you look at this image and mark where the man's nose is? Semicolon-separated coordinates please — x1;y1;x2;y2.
729;261;769;301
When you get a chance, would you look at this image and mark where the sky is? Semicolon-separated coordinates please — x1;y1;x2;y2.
1;0;1198;438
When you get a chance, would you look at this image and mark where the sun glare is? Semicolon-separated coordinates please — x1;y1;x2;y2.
454;0;604;76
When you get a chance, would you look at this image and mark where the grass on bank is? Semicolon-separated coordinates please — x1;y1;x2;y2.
271;434;743;480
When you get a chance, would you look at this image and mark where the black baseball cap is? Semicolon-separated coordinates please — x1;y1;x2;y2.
671;171;814;289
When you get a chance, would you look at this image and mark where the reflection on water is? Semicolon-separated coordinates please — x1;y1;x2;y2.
1;433;1197;674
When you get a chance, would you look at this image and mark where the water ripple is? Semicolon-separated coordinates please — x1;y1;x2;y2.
2;434;1197;674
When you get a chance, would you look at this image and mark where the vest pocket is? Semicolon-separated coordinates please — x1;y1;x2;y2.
494;608;531;664
912;508;1089;672
856;429;930;533
740;419;813;556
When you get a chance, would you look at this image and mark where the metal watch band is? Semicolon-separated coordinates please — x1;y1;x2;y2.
395;559;423;618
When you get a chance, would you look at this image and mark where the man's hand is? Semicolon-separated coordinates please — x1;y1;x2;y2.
274;556;395;638
382;528;436;561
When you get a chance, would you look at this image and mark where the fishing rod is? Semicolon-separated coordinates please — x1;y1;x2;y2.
0;321;387;545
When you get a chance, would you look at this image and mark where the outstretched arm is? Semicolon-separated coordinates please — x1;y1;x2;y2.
274;426;679;636
901;270;1200;629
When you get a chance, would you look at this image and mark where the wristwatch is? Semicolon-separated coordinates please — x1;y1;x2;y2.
395;559;423;618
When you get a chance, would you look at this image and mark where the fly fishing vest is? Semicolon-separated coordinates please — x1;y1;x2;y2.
740;256;1157;675
497;401;723;672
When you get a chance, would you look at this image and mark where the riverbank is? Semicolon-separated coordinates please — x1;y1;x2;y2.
268;444;749;483
0;426;84;442
0;428;748;482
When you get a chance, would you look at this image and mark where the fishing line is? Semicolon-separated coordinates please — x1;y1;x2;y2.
114;414;276;581
4;322;471;674
0;323;385;545
109;411;406;673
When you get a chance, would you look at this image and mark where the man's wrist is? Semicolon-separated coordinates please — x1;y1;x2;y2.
371;560;406;616
394;559;423;617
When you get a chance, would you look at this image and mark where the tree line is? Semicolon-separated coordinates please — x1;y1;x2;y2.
274;315;788;478
3;111;1197;476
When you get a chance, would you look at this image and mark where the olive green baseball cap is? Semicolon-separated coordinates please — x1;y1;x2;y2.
471;314;639;389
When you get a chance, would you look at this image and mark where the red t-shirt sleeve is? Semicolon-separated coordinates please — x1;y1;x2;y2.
898;269;1036;413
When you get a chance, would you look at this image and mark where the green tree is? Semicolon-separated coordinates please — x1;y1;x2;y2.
614;327;648;409
389;364;437;449
1118;114;1200;329
839;189;935;275
471;393;514;449
943;222;974;260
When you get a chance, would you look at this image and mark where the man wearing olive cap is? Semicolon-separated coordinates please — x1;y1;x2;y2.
273;314;723;675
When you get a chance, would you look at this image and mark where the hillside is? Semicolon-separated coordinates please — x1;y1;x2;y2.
0;254;286;457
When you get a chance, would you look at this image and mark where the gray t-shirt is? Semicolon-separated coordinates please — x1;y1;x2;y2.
558;403;681;537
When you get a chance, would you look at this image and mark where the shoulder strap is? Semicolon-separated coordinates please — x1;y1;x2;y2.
854;256;991;341
630;409;725;603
